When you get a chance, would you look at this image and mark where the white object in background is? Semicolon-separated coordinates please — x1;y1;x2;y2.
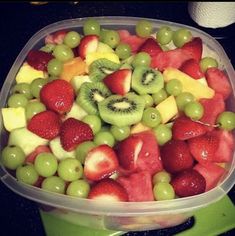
188;2;235;28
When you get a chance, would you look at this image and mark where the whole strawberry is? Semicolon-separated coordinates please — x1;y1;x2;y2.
60;118;94;151
40;79;75;114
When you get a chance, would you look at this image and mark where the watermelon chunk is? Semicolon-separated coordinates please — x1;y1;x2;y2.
117;171;154;201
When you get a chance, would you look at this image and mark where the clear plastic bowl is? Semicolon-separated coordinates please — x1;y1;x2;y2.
0;17;235;232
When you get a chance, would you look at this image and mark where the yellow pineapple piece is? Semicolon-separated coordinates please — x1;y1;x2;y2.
130;122;151;134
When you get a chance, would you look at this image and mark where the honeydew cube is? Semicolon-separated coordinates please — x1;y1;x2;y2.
71;75;91;93
163;68;214;100
64;102;88;121
1;107;26;132
156;95;178;124
15;62;47;84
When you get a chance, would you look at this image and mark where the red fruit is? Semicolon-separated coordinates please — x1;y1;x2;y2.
171;169;206;197
188;133;220;164
160;140;194;174
194;163;226;191
205;68;232;100
103;69;132;95
60;118;94;151
26;50;54;72
88;178;128;202
78;35;99;60
138;37;162;57
172;116;207;140
84;145;119;181
45;30;67;44
27;110;61;140
181;37;203;62
179;59;204;79
34;176;45;188
117;171;154;201
26;145;51;164
40;79;75;114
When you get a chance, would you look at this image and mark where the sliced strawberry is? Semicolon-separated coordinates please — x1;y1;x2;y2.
26;50;54;72
160;140;194;174
78;35;99;60
26;145;51;164
181;37;203;62
45;30;67;45
88;178;128;202
103;69;132;95
40;79;75;114
179;59;204;79
84;145;119;181
188;133;220;164
27;110;61;140
138;37;162;57
194;163;226;191
172;116;207;140
117;171;154;201
118;30;131;40
60;118;94;152
171;169;206;197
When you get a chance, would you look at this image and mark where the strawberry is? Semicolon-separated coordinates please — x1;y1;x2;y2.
60;118;93;151
27;110;61;140
45;30;67;44
138;37;162;57
188;132;220;164
205;68;232;100
88;178;128;202
181;37;203;62
26;50;54;72
103;69;132;95
172;116;207;140
179;59;204;79
171;169;206;197
25;145;51;164
78;35;99;60
40;79;75;114
160;140;194;174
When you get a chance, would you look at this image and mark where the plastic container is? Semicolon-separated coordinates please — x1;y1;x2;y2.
0;17;235;232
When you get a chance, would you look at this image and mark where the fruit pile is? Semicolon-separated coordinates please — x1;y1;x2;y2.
1;19;235;202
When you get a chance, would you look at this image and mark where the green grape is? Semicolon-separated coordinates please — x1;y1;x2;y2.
141;107;162;128
102;30;120;49
75;141;96;164
82;115;102;134
83;18;100;36
115;43;131;60
47;58;63;76
16;164;39;185
153;182;175;200
34;153;58;177
152;171;171;185
173;28;192;48
132;52;151;68
25;101;46;120
40;43;55;53
64;31;81;48
30;78;47;98
57;158;83;182
153;124;172;146
216;111;235;131
53;44;74;62
12;83;33;99
2;145;25;170
42;176;66;194
136;20;153;37
199;57;218;73
184;101;204;120
94;131;115;147
176;92;195;111
140;94;154;108
110;125;130;141
156;26;173;45
7;94;28;108
66;179;90;198
165;79;183;96
152;88;168;105
100;28;109;42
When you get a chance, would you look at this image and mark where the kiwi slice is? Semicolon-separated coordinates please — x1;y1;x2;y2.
98;93;145;127
76;82;111;115
131;66;164;95
89;58;120;82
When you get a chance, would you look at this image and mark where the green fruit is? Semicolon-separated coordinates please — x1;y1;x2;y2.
132;52;151;68
94;131;115;147
115;43;131;60
110;125;130;141
30;78;48;98
184;101;204;120
199;57;218;73
173;28;192;48
16;164;39;185
64;31;81;48
42;176;66;194
102;30;120;48
75;141;96;164
153;124;172;146
82;114;102;134
153;182;175;200
12;83;33;99
165;79;183;96
141;107;162;128
83;18;100;36
47;58;63;76
136;20;153;37
25;101;46;120
7;94;28;108
175;92;195;111
152;89;168;105
156;26;173;45
66;179;90;198
140;94;154;108
53;44;74;62
152;171;171;185
216;111;235;131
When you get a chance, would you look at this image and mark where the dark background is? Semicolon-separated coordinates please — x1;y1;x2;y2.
0;2;234;236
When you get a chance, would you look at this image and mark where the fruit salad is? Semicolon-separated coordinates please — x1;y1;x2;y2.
1;18;235;203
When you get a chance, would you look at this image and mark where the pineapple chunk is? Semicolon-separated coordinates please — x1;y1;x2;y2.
71;75;91;93
96;42;114;53
197;77;208;86
85;52;120;66
130;122;151;134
